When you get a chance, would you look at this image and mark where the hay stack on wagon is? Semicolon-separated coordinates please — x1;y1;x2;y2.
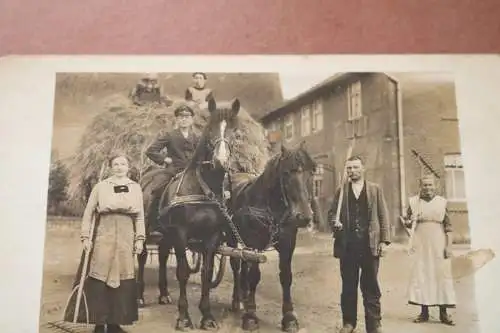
67;94;270;209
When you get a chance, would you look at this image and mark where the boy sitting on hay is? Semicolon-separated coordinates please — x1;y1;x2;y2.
144;102;201;239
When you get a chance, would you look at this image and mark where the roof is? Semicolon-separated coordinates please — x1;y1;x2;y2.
260;72;400;123
259;72;357;123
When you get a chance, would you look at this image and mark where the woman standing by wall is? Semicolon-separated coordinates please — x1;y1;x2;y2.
404;175;456;326
64;153;145;333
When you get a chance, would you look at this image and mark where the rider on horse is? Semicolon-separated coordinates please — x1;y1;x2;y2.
145;102;201;239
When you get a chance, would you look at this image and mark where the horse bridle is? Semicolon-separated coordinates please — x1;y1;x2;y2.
195;134;233;200
200;136;232;170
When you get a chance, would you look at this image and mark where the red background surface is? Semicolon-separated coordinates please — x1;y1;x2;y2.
1;0;499;55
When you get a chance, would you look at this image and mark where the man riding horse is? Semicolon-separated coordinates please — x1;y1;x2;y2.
144;102;201;240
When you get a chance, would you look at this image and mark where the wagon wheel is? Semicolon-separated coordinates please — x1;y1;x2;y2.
187;249;201;274
209;252;227;289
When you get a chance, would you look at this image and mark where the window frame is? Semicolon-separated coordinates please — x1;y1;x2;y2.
283;113;294;142
347;80;362;121
300;105;311;137
312;100;324;133
312;163;324;198
444;153;466;202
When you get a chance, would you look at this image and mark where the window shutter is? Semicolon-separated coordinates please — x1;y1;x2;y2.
345;121;354;139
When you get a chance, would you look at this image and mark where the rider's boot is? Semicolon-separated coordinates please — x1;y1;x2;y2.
148;194;164;243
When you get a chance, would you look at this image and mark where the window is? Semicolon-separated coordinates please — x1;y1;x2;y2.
312;100;323;132
347;81;362;120
444;154;466;201
313;164;324;198
301;106;311;136
284;114;294;141
314;163;324;175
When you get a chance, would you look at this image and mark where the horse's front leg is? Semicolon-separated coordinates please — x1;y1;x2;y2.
136;246;148;308
241;262;261;331
158;239;173;304
174;230;194;331
277;228;300;333
199;234;219;331
229;257;242;312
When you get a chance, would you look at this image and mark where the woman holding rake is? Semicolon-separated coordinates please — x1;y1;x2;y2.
403;174;456;326
64;152;146;333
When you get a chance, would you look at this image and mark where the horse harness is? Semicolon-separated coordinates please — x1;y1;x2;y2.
158;143;295;254
231;159;295;252
156;134;248;245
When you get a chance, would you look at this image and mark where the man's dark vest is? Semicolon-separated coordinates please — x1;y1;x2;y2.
347;182;370;243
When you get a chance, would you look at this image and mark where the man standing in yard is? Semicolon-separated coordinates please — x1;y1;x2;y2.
328;156;391;333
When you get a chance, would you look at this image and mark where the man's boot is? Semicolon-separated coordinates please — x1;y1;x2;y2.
148;193;163;243
339;323;355;333
366;319;383;333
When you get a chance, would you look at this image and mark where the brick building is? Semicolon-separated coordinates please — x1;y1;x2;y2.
260;72;469;242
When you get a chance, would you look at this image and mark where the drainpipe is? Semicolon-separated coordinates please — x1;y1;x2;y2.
386;74;406;217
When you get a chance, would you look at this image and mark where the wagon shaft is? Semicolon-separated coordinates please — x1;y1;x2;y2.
216;245;267;263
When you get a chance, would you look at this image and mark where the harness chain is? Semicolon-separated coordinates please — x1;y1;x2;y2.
163;164;285;256
194;166;251;251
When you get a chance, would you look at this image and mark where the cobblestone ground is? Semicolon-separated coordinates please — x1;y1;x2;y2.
39;224;480;333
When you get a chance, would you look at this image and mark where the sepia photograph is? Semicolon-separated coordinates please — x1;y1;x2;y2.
29;65;494;333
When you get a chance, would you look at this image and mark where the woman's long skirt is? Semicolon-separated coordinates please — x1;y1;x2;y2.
407;222;456;308
63;213;139;325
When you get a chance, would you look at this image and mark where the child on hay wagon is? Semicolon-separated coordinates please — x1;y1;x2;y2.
129;72;172;106
185;72;214;108
145;102;201;239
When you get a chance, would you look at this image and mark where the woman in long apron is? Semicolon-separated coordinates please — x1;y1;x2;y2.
404;175;456;326
64;153;146;333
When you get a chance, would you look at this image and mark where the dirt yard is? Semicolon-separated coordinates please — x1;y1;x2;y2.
39;218;480;333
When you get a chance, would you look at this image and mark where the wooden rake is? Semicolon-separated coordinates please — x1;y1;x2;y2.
45;162;107;333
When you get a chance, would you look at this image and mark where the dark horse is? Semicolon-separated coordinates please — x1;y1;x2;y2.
152;98;241;331
136;164;201;307
227;142;316;332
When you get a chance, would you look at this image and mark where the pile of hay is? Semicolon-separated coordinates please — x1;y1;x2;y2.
67;94;270;207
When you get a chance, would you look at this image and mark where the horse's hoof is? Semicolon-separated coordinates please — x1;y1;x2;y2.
159;295;173;304
200;316;219;331
175;317;194;331
242;313;259;331
281;313;299;333
137;298;145;308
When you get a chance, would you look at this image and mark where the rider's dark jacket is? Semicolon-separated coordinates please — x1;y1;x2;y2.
146;128;201;172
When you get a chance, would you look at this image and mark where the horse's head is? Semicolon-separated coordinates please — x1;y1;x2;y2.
202;98;240;171
276;141;316;228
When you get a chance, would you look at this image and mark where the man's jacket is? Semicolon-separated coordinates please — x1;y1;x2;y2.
146;128;200;172
328;181;391;258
